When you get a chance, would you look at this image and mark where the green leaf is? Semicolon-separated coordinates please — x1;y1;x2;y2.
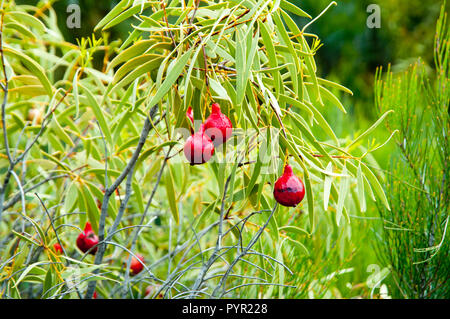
51;116;74;147
300;36;322;105
64;180;78;213
113;54;163;84
102;2;153;30
285;141;315;231
360;162;390;210
4;22;37;39
318;78;353;96
246;152;263;197
284;110;332;161
132;182;145;214
165;165;179;224
303;169;314;231
73;68;80;119
4;46;53;97
279;94;314;118
235;26;247;108
80;183;100;234
11;230;41;246
6;11;46;34
336;165;350;226
347;110;394;150
94;0;133;31
280;1;311;18
81;169;121;179
110;55;164;94
40;150;70;171
305;99;339;145
357;163;367;212
279;226;309;236
43;268;54;298
209;78;230;102
79;83;113;147
135;141;178;168
323;162;333;211
108;40;156;70
273;11;299;71
286;237;309;255
319;85;347;113
13;262;49;288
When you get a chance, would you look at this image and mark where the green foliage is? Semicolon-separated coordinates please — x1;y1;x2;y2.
374;3;450;298
1;0;391;299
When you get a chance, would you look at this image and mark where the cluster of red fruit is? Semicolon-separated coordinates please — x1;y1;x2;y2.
49;104;305;299
183;102;305;207
53;222;145;276
184;103;233;165
75;223;145;274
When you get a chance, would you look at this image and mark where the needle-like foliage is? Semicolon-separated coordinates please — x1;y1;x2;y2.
375;2;449;298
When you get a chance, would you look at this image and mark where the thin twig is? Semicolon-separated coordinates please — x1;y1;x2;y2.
84;106;159;299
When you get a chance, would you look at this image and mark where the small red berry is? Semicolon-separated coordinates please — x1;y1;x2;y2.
184;124;215;165
203;103;232;146
53;243;63;254
93;291;98;299
273;164;305;207
76;222;99;255
129;254;145;276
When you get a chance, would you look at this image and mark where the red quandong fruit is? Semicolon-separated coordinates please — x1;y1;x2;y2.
76;222;99;255
203;103;232;146
129;254;145;276
184;124;215;165
53;243;63;254
273;164;305;207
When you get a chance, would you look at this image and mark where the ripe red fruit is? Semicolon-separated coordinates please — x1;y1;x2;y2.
203;103;232;146
273;164;305;207
129;254;145;276
53;243;63;254
76;222;99;255
93;291;98;299
184;124;215;165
